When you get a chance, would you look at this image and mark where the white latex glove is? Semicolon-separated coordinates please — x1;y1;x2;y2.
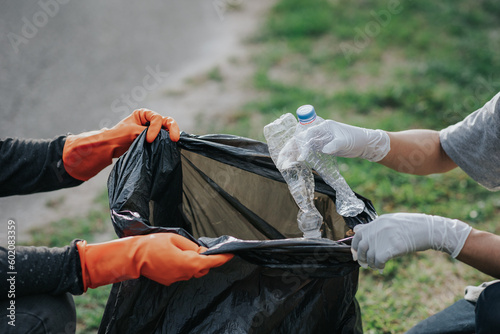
351;213;472;270
296;119;391;162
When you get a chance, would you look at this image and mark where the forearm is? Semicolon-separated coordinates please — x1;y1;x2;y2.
0;136;83;196
456;229;500;278
0;240;85;299
378;130;457;175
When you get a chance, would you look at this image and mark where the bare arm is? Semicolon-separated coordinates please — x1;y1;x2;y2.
457;229;500;278
378;129;457;175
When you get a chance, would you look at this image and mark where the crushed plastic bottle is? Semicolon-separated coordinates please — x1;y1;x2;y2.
264;113;323;238
295;105;365;217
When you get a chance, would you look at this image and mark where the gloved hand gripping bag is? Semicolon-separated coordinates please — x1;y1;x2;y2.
99;129;378;334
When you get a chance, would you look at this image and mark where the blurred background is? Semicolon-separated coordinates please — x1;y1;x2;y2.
2;0;500;332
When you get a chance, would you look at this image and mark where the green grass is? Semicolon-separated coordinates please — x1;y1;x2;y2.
241;0;500;132
207;66;224;82
204;0;500;332
73;285;112;333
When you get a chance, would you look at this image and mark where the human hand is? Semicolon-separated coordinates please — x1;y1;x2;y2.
111;108;180;144
351;213;472;271
295;120;334;162
77;233;234;290
137;233;233;286
63;108;180;181
296;119;390;162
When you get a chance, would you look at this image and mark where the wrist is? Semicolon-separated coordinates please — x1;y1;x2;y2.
76;240;90;291
77;237;143;290
431;216;472;257
63;127;132;181
360;129;391;162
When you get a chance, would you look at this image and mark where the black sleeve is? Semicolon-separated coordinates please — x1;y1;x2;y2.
0;136;83;197
0;239;85;298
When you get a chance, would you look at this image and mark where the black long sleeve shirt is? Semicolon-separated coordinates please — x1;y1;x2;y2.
0;136;86;298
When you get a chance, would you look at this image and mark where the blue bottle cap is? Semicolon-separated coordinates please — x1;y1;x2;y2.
296;105;317;124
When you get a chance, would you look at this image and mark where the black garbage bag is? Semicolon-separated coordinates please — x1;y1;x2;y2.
98;129;377;334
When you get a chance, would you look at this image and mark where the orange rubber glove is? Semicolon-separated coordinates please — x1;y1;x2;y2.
63;108;180;181
76;233;233;291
